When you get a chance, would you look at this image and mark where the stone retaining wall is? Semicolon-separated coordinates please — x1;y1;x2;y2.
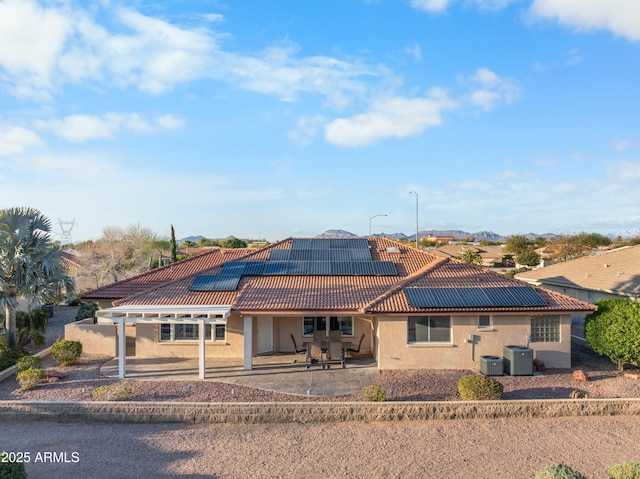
2;398;640;424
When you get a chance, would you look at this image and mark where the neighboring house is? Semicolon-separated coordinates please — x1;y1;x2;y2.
516;245;640;305
80;248;255;309
431;244;512;268
422;235;454;244
70;237;594;379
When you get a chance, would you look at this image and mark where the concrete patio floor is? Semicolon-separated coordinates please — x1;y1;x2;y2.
100;353;380;397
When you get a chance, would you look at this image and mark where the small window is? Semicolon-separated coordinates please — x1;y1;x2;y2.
408;316;451;344
478;315;491;328
159;324;226;342
531;315;560;342
160;324;171;341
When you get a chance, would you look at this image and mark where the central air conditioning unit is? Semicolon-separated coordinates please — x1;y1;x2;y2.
503;345;533;376
479;355;503;376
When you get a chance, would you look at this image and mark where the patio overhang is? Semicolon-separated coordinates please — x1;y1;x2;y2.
95;305;232;381
96;305;231;324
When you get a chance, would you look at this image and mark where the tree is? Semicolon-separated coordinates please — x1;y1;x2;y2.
222;237;247;248
504;235;540;268
0;207;75;347
457;249;484;266
585;299;640;371
515;249;541;267
170;225;178;263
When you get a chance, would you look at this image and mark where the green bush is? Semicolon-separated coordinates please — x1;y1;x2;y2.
51;339;83;366
16;307;49;348
92;381;133;401
0;456;27;479
67;297;83;306
535;463;586;479
457;374;504;400
609;462;640;479
75;301;98;321
16;367;45;391
0;335;21;370
15;355;42;372
362;383;386;402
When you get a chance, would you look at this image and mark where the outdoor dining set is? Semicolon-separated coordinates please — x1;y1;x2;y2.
291;331;365;369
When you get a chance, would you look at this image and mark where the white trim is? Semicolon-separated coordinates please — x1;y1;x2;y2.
97;305;231;324
244;316;253;370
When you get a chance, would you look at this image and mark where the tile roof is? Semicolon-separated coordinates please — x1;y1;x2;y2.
515;245;640;297
111;237;594;315
80;248;255;302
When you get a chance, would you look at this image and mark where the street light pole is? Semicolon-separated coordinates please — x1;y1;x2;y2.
409;191;419;248
369;214;387;236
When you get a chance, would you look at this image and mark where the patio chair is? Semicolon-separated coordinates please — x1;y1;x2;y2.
347;333;365;358
290;334;306;354
306;341;324;369
313;330;325;342
325;341;345;369
328;329;342;342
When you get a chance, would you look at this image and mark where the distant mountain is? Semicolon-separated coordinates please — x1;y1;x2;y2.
177;235;206;243
316;229;357;238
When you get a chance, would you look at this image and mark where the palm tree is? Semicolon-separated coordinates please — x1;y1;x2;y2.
0;207;75;347
457;248;484;266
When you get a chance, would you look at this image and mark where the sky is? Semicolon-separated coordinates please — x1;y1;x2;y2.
1;0;639;242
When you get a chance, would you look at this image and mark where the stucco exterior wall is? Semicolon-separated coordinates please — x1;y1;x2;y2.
376;314;571;370
134;315;245;359
64;320;117;356
284;316;373;354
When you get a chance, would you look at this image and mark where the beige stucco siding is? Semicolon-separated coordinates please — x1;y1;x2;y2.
133;315;244;359
65;320;117;356
376;314;571;370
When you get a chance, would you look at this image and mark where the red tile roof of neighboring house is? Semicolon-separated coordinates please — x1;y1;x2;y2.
80;248;255;303
109;237;595;315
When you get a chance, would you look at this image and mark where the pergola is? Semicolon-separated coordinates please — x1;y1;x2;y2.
96;305;232;379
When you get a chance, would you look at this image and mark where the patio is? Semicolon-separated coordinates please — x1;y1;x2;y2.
100;353;379;397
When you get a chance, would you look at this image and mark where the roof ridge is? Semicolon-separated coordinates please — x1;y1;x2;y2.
362;256;449;312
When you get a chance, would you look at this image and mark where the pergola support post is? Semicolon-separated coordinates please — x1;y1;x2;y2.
198;318;206;379
244;316;253;371
117;318;126;379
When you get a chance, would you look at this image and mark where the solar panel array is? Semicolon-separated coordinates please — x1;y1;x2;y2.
189;238;398;291
404;286;547;308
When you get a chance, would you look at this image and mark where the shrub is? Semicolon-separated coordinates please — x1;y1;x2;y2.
51;339;83;366
535;463;586;479
16;307;49;348
92;381;133;401
362;383;386;402
0;335;21;371
0;456;27;479
75;302;98;321
457;374;504;400
16;367;45;391
609;462;640;479
67;297;83;306
15;355;42;372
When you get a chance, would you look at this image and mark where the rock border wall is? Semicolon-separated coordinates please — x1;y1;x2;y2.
1;398;640;424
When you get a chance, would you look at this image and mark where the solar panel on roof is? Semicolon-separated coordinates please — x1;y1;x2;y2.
189;275;219;291
286;261;308;275
350;238;369;249
310;249;330;261
308;261;331;275
311;238;330;250
221;262;245;276
291;239;311;250
264;261;288;275
242;261;266;275
350;248;372;261
331;261;352;275
330;238;349;249
372;261;397;275
290;249;310;261
330;249;350;261
351;261;374;275
403;286;548;308
189;274;240;291
405;288;438;307
269;249;290;261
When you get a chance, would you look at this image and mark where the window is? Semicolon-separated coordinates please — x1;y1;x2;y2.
302;316;353;337
159;323;226;342
408;316;451;343
530;315;560;342
478;315;491;328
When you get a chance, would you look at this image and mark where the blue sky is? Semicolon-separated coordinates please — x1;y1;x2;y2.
1;0;639;242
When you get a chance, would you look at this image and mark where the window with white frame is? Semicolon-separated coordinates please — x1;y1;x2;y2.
407;316;451;343
530;315;560;342
478;315;492;328
159;323;226;342
302;316;353;337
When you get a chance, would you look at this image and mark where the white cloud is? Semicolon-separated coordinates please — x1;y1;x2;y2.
36;112;180;142
287;115;326;146
409;0;521;12
325;88;458;147
606;161;640;183
0;125;44;156
410;0;454;12
463;67;520;111
530;0;640;41
611;139;633;152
